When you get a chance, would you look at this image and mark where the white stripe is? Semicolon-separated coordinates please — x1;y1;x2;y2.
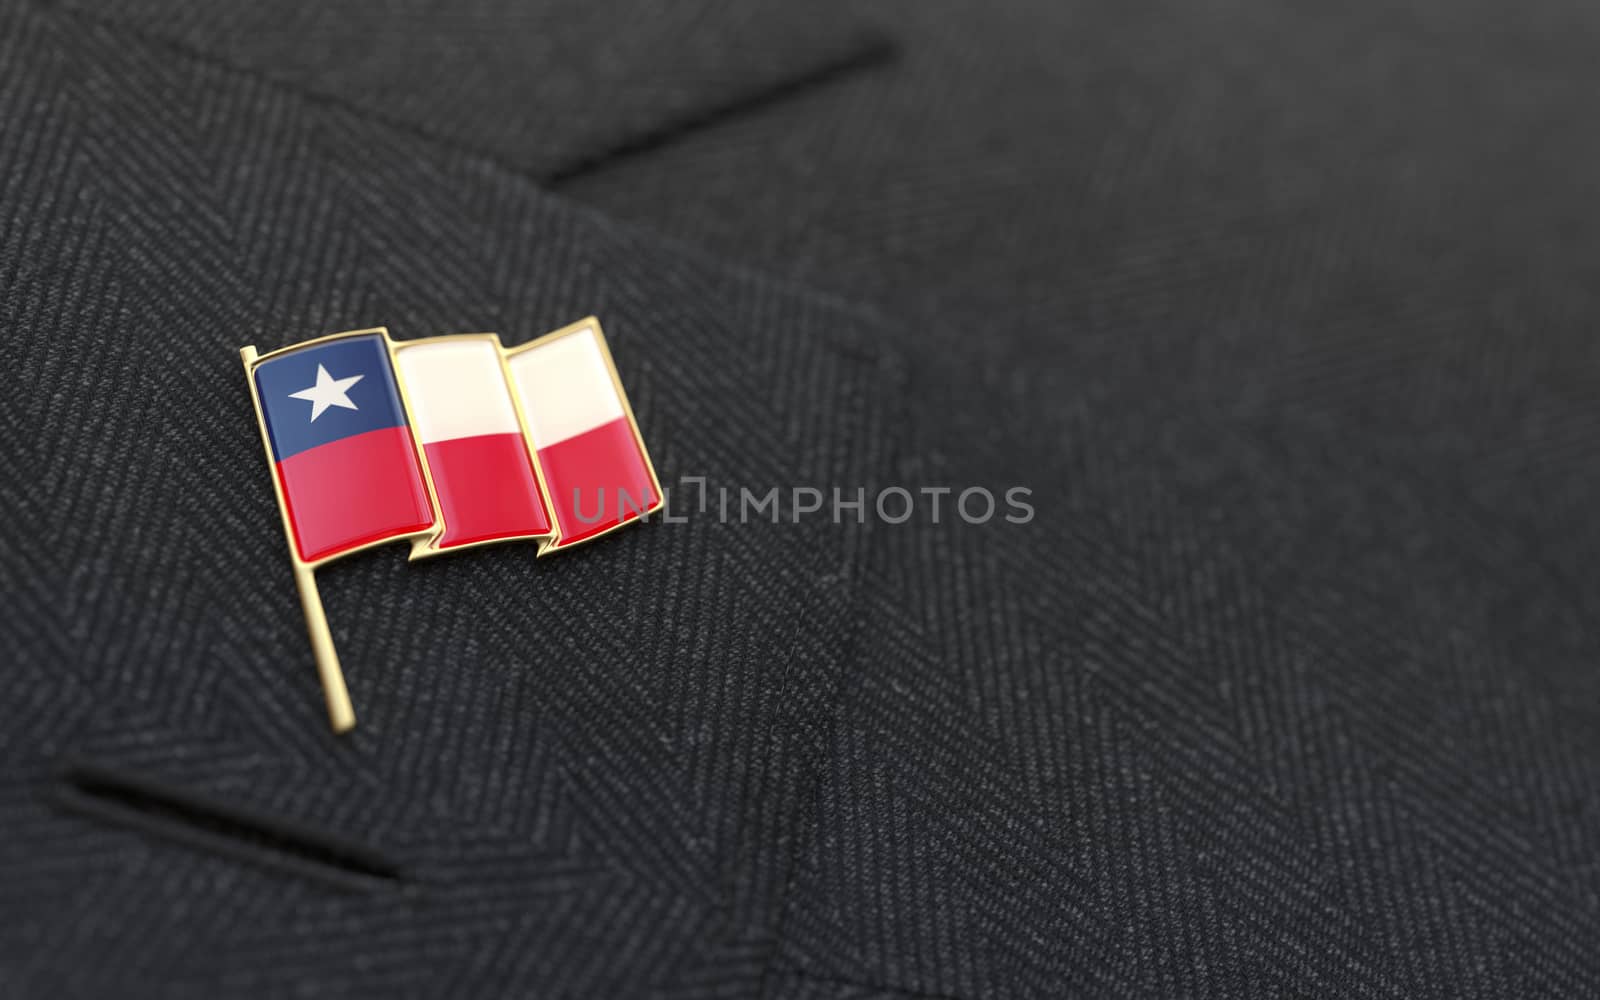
394;339;521;444
506;326;626;448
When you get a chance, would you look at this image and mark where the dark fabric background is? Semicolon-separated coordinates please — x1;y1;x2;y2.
3;0;1600;997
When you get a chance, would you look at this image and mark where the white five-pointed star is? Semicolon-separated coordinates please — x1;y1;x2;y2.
288;364;364;421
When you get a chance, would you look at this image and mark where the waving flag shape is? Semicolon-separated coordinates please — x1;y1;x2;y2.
394;335;553;554
506;321;663;550
241;318;659;733
251;332;436;563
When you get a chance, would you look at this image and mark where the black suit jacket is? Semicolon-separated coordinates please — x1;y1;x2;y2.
5;1;1600;997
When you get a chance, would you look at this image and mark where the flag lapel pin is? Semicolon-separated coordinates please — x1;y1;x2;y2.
239;317;661;733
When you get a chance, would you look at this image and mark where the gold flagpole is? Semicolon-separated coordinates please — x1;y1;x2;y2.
292;564;356;733
240;345;357;734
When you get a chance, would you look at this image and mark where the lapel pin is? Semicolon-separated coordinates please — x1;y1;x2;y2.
239;318;661;733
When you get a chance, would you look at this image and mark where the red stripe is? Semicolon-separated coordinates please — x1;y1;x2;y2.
538;417;659;548
276;426;434;562
423;432;552;549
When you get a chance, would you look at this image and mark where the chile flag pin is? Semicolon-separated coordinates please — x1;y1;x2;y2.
240;319;662;733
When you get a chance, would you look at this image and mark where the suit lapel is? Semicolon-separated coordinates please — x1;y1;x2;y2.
0;7;905;994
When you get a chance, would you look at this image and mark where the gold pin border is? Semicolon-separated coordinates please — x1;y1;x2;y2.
240;316;663;733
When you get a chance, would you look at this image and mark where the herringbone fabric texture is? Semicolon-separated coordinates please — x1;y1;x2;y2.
58;0;889;181
3;0;1600;998
568;6;1600;991
0;4;899;995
